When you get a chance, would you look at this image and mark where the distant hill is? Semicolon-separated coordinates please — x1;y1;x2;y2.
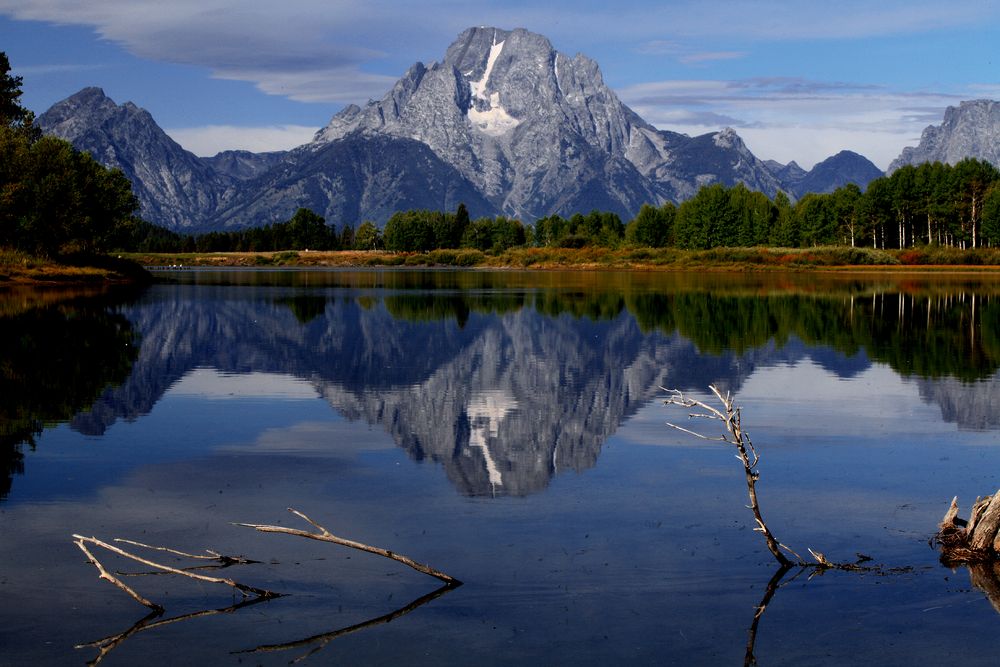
771;150;883;198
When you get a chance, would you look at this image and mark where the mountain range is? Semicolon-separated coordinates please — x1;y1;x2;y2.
36;26;990;233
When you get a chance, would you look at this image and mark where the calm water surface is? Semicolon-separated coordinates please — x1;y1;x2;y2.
4;269;1000;665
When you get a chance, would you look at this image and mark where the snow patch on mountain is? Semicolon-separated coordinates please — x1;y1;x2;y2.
466;32;519;136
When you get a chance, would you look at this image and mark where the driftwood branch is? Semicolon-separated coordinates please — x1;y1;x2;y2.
937;491;1000;562
664;386;793;567
664;386;879;572
113;538;257;565
73;537;164;613
73;534;279;608
235;508;461;585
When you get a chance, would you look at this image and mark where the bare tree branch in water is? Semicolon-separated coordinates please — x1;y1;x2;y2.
664;387;926;665
664;386;797;566
72;534;279;611
235;507;461;585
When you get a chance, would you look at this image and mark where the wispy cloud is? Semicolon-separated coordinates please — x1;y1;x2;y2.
13;62;106;76
2;0;996;107
619;77;974;169
679;51;748;65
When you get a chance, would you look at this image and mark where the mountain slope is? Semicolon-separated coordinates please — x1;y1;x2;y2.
213;133;494;228
37;87;236;230
778;150;883;197
889;99;1000;172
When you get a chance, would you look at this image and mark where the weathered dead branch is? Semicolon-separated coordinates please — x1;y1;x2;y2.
936;492;1000;563
663;386;886;573
113;538;258;565
235;507;461;585
73;536;164;613
664;386;794;567
73;534;278;610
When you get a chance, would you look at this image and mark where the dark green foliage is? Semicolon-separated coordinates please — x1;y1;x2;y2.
461;216;526;252
0;130;139;256
0;51;39;142
354;221;381;250
674;184;736;249
625;202;675;247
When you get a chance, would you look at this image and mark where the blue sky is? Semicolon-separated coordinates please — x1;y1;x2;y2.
2;0;998;169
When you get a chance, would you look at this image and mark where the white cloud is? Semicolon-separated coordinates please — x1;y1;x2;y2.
2;0;997;109
166;124;319;155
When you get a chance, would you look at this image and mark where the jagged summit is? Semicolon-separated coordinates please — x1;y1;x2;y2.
889;99;1000;172
310;26;786;220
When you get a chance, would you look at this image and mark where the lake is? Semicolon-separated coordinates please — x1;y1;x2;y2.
3;268;1000;665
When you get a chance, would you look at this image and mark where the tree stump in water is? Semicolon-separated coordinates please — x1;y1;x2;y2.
937;492;1000;563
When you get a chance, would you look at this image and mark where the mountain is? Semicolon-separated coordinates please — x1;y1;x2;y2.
37;87;237;230
310;26;785;220
889;99;1000;173
772;150;883;198
38;27;881;232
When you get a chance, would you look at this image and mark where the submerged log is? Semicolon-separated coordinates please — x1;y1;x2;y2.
937;491;1000;563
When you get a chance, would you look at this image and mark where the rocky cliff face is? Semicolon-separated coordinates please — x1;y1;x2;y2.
39;28;882;231
37;87;237;230
889;100;1000;172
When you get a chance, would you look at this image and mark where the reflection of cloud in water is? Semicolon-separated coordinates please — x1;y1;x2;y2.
169;368;320;400
221;420;396;457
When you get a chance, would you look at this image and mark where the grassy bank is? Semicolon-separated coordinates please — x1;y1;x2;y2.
123;245;1000;272
0;249;153;285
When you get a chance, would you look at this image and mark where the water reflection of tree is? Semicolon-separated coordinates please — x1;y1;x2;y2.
381;283;1000;381
0;291;139;499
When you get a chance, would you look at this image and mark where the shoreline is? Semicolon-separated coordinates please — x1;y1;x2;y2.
123;247;1000;274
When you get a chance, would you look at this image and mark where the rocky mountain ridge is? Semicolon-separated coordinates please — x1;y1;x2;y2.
40;27;885;231
889;99;1000;173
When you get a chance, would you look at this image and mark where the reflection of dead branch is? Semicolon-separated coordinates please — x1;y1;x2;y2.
236;582;459;663
73;534;278;611
745;564;793;667
76;598;268;666
235;507;461;585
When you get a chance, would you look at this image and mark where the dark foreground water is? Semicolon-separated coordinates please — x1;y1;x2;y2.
4;269;1000;665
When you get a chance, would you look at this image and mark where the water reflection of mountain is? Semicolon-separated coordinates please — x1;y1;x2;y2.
63;285;855;496
916;375;1000;431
